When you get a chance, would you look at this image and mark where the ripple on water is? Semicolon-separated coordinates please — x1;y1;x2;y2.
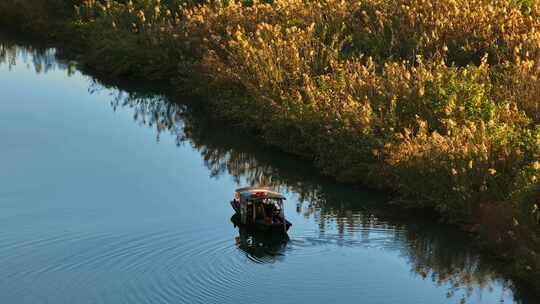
0;226;269;304
285;223;408;258
0;216;519;304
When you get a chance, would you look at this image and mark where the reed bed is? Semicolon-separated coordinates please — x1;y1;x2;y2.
3;0;540;289
0;0;80;34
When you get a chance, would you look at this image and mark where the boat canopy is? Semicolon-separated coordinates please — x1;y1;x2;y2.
235;186;286;201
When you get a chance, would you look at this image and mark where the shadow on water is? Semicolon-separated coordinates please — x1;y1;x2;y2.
233;225;289;264
1;33;537;303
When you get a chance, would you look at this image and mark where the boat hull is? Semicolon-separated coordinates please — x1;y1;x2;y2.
230;213;292;233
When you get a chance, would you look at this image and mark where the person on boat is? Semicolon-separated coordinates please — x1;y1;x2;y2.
256;203;266;221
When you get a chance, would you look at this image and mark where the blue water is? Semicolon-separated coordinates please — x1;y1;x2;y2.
0;36;530;304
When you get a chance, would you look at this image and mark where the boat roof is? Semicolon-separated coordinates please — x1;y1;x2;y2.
235;186;286;200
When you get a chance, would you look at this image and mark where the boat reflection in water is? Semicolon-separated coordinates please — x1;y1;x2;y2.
232;223;289;264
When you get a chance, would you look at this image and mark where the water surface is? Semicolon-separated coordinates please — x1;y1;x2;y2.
0;35;532;304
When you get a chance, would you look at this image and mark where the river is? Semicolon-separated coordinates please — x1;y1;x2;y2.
0;34;534;304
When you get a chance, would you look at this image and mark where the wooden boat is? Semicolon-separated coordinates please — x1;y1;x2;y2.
230;186;292;233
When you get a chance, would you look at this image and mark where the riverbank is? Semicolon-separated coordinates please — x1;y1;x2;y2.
2;0;539;292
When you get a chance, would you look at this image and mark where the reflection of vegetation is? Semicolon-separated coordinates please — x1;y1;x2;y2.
0;37;72;75
0;42;16;70
0;41;531;303
91;79;188;144
403;226;504;303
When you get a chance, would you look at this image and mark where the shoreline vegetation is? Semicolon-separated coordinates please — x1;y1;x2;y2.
1;0;539;292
